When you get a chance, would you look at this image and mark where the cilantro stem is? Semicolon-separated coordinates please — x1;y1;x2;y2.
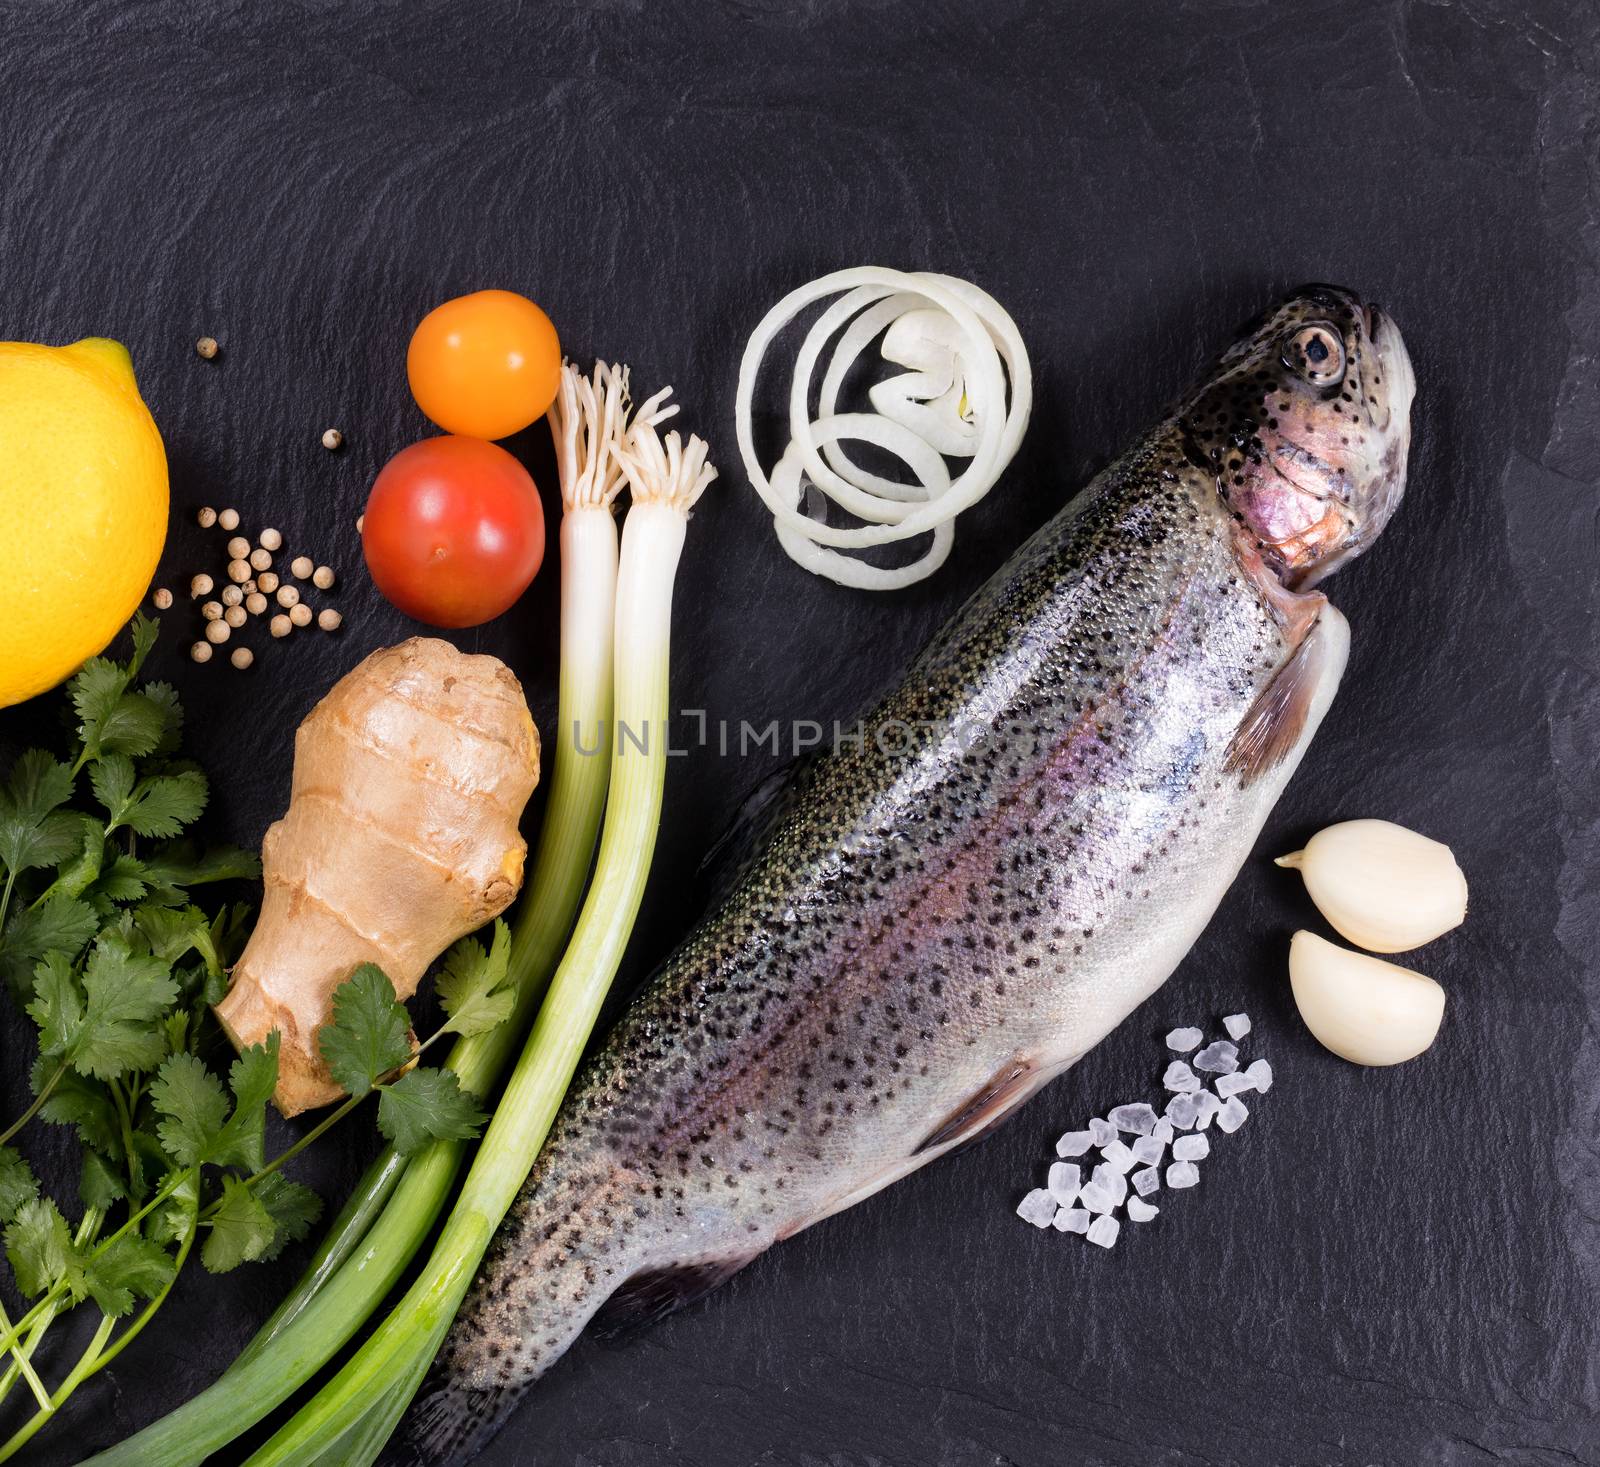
0;1206;103;1411
0;1297;51;1413
0;1310;116;1463
71;1196;197;1381
0;869;15;941
0;1062;64;1147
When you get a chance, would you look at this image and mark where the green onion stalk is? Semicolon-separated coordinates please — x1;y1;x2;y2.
84;362;657;1467
239;403;717;1466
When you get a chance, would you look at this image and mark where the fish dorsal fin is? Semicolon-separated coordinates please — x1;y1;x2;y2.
695;756;818;912
913;1056;1049;1157
594;1253;762;1339
1224;610;1336;785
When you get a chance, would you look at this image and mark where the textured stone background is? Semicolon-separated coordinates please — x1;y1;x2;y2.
2;0;1598;1462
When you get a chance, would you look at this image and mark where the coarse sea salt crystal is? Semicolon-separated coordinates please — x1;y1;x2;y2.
1047;1162;1081;1205
1127;1196;1159;1222
1056;1129;1094;1158
1092;1163;1129;1208
1163;1060;1201;1093
1217;1095;1250;1133
1193;1091;1221;1130
1054;1206;1091;1234
1194;1040;1239;1074
1086;1214;1121;1249
1245;1058;1273;1093
1165;1092;1200;1129
1131;1134;1165;1166
1152;1117;1174;1145
1166;1026;1203;1052
1088;1117;1116;1147
1131;1166;1160;1197
1109;1102;1159;1136
1172;1132;1209;1163
1166;1160;1200;1189
1078;1180;1116;1215
1215;1071;1255;1098
1100;1139;1138;1174
1017;1188;1058;1227
1223;1012;1251;1040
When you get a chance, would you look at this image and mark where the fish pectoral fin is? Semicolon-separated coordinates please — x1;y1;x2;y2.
913;1057;1050;1157
1224;610;1336;786
593;1252;764;1340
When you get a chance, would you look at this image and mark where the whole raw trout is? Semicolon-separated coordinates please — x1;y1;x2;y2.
394;285;1415;1463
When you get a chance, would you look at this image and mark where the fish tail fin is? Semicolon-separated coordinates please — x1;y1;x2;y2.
383;1375;519;1467
385;1156;650;1464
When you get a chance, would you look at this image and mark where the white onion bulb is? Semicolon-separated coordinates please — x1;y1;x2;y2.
735;266;1033;591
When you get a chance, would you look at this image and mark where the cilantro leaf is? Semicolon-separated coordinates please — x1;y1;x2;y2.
253;1174;322;1262
27;950;83;1055
201;1176;275;1273
0;750;79;876
145;1172;199;1249
97;854;147;903
210;1036;279;1172
127;611;158;678
436;920;515;1039
71;658;132;758
83;1233;175;1318
36;934;177;1080
134;904;218;974
89;754;136;821
1;892;99;999
94;693;169;760
0;1146;40;1224
96;762;208;841
79;1149;127;1212
377;1068;488;1156
6;748;75;819
52;814;107;899
138;842;262;899
318;965;413;1098
35;1064;121;1155
141;681;184;756
4;1196;74;1298
150;1053;229;1168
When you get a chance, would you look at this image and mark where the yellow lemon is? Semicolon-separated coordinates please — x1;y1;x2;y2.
0;337;168;708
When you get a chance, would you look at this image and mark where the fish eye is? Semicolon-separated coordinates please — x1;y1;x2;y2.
1282;323;1345;387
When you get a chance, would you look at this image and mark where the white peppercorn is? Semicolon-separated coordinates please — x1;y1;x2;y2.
223;605;246;629
245;592;268;615
259;528;283;551
230;647;254;670
152;587;173;610
276;585;300;608
218;508;240;531
258;571;279;593
270;614;292;638
289;603;313;628
317;608;342;632
204;620;230;645
189;574;213;598
190;641;212;663
227;559;251;584
221;584;243;607
197;506;218;528
312;565;335;591
226;536;250;560
249;547;272;572
290;556;313;580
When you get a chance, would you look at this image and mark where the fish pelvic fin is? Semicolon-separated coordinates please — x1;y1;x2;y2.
913;1056;1054;1156
1224;609;1342;786
595;1250;765;1339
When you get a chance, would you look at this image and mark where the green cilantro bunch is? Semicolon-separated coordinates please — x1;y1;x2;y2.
0;617;513;1461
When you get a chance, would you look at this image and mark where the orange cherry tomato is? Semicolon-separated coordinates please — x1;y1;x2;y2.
362;436;545;628
407;289;561;440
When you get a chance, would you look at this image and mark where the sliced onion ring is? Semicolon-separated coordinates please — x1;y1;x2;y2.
736;266;1033;591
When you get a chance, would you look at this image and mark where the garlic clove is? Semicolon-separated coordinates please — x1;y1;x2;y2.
1276;818;1467;953
1289;930;1446;1066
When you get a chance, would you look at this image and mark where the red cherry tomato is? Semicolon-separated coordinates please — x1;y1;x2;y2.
362;436;545;628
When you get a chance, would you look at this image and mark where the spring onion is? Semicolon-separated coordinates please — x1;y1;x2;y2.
238;390;716;1467
84;361;655;1467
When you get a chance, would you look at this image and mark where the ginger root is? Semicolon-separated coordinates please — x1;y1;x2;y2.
215;637;540;1116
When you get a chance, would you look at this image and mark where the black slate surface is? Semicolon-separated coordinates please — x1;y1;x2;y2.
3;1;1598;1463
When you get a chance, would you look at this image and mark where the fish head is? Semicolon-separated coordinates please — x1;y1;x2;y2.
1181;284;1415;589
